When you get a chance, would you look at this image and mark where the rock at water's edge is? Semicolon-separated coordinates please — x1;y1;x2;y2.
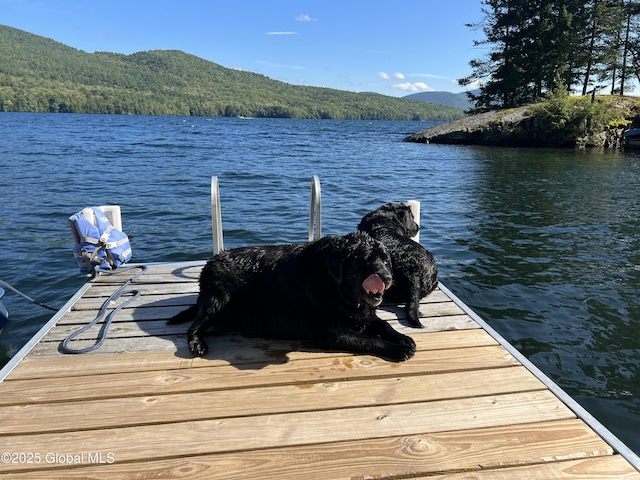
404;105;626;148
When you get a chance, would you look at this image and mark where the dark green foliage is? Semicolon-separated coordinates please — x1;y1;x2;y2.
461;0;640;113
403;91;474;110
530;84;631;146
0;25;465;121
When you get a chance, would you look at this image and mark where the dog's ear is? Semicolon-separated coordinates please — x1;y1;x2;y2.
402;206;420;236
326;251;343;284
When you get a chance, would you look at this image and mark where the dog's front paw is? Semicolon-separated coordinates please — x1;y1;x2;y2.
407;316;424;328
188;338;209;357
398;333;416;353
407;305;425;328
382;337;416;362
383;344;415;362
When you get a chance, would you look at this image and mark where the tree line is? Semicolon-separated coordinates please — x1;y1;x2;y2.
460;0;640;112
0;25;465;121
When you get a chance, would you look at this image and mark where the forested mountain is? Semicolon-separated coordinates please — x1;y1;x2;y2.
403;91;474;110
0;25;465;120
460;0;640;113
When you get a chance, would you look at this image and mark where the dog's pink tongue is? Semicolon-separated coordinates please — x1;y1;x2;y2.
362;274;385;294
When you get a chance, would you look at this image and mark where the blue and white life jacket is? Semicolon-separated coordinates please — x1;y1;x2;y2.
68;207;132;275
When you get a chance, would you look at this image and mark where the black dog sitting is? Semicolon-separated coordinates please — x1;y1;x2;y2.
169;231;416;362
358;203;438;327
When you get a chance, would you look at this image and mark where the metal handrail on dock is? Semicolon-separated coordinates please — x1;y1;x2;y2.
309;175;322;241
211;175;323;254
211;176;224;255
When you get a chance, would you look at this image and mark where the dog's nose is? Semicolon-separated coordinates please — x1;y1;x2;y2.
378;268;392;289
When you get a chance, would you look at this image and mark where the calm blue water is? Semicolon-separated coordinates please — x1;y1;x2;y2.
1;112;639;455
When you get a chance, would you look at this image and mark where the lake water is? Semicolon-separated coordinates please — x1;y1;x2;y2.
1;112;639;455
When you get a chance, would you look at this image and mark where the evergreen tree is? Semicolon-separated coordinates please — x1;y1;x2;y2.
461;0;640;112
459;0;528;111
580;0;624;95
611;0;640;95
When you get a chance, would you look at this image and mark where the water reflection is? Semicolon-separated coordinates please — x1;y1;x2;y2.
446;146;640;451
2;114;639;456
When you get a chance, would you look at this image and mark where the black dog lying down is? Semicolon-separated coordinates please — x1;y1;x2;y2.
358;203;438;327
169;231;416;362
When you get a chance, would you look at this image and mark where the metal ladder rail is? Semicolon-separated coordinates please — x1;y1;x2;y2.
309;175;322;242
211;176;224;255
211;176;323;255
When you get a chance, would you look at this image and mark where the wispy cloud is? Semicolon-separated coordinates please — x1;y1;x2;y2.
390;82;435;92
410;73;451;80
377;72;405;80
295;14;317;22
461;79;482;90
265;31;299;35
378;71;435;92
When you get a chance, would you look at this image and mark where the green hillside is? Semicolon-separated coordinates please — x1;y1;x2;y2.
0;25;465;120
404;91;474;110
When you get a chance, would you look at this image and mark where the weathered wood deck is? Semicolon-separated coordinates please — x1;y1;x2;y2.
0;261;639;479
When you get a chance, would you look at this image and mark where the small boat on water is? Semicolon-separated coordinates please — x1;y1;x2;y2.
624;128;640;148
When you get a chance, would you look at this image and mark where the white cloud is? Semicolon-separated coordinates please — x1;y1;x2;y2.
266;31;299;35
462;79;482;91
378;71;408;80
391;82;435;92
295;14;317;22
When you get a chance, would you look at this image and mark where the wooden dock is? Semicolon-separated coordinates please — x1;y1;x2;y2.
1;261;639;479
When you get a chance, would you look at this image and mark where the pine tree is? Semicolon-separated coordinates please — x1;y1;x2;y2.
460;0;640;111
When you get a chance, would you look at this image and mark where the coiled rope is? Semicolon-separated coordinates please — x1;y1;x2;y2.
60;265;147;354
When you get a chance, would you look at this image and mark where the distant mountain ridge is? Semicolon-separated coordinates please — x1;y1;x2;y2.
0;24;466;120
404;91;474;110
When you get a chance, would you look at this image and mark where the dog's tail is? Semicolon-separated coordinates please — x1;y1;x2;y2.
167;305;198;324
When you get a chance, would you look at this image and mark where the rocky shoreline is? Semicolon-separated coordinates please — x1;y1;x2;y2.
405;99;638;149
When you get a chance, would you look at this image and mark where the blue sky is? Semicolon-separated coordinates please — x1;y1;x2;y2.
0;0;485;97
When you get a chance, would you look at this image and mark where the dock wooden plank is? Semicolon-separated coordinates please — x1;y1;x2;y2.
79;282;201;297
0;420;615;477
0;391;576;473
4;458;635;480
0;262;638;478
58;300;466;327
0;421;621;479
425;456;640;479
70;287;454;311
26;315;481;356
9;328;498;379
1;366;543;435
90;262;204;281
0;344;520;405
71;292;198;310
30;333;188;355
46;312;471;340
